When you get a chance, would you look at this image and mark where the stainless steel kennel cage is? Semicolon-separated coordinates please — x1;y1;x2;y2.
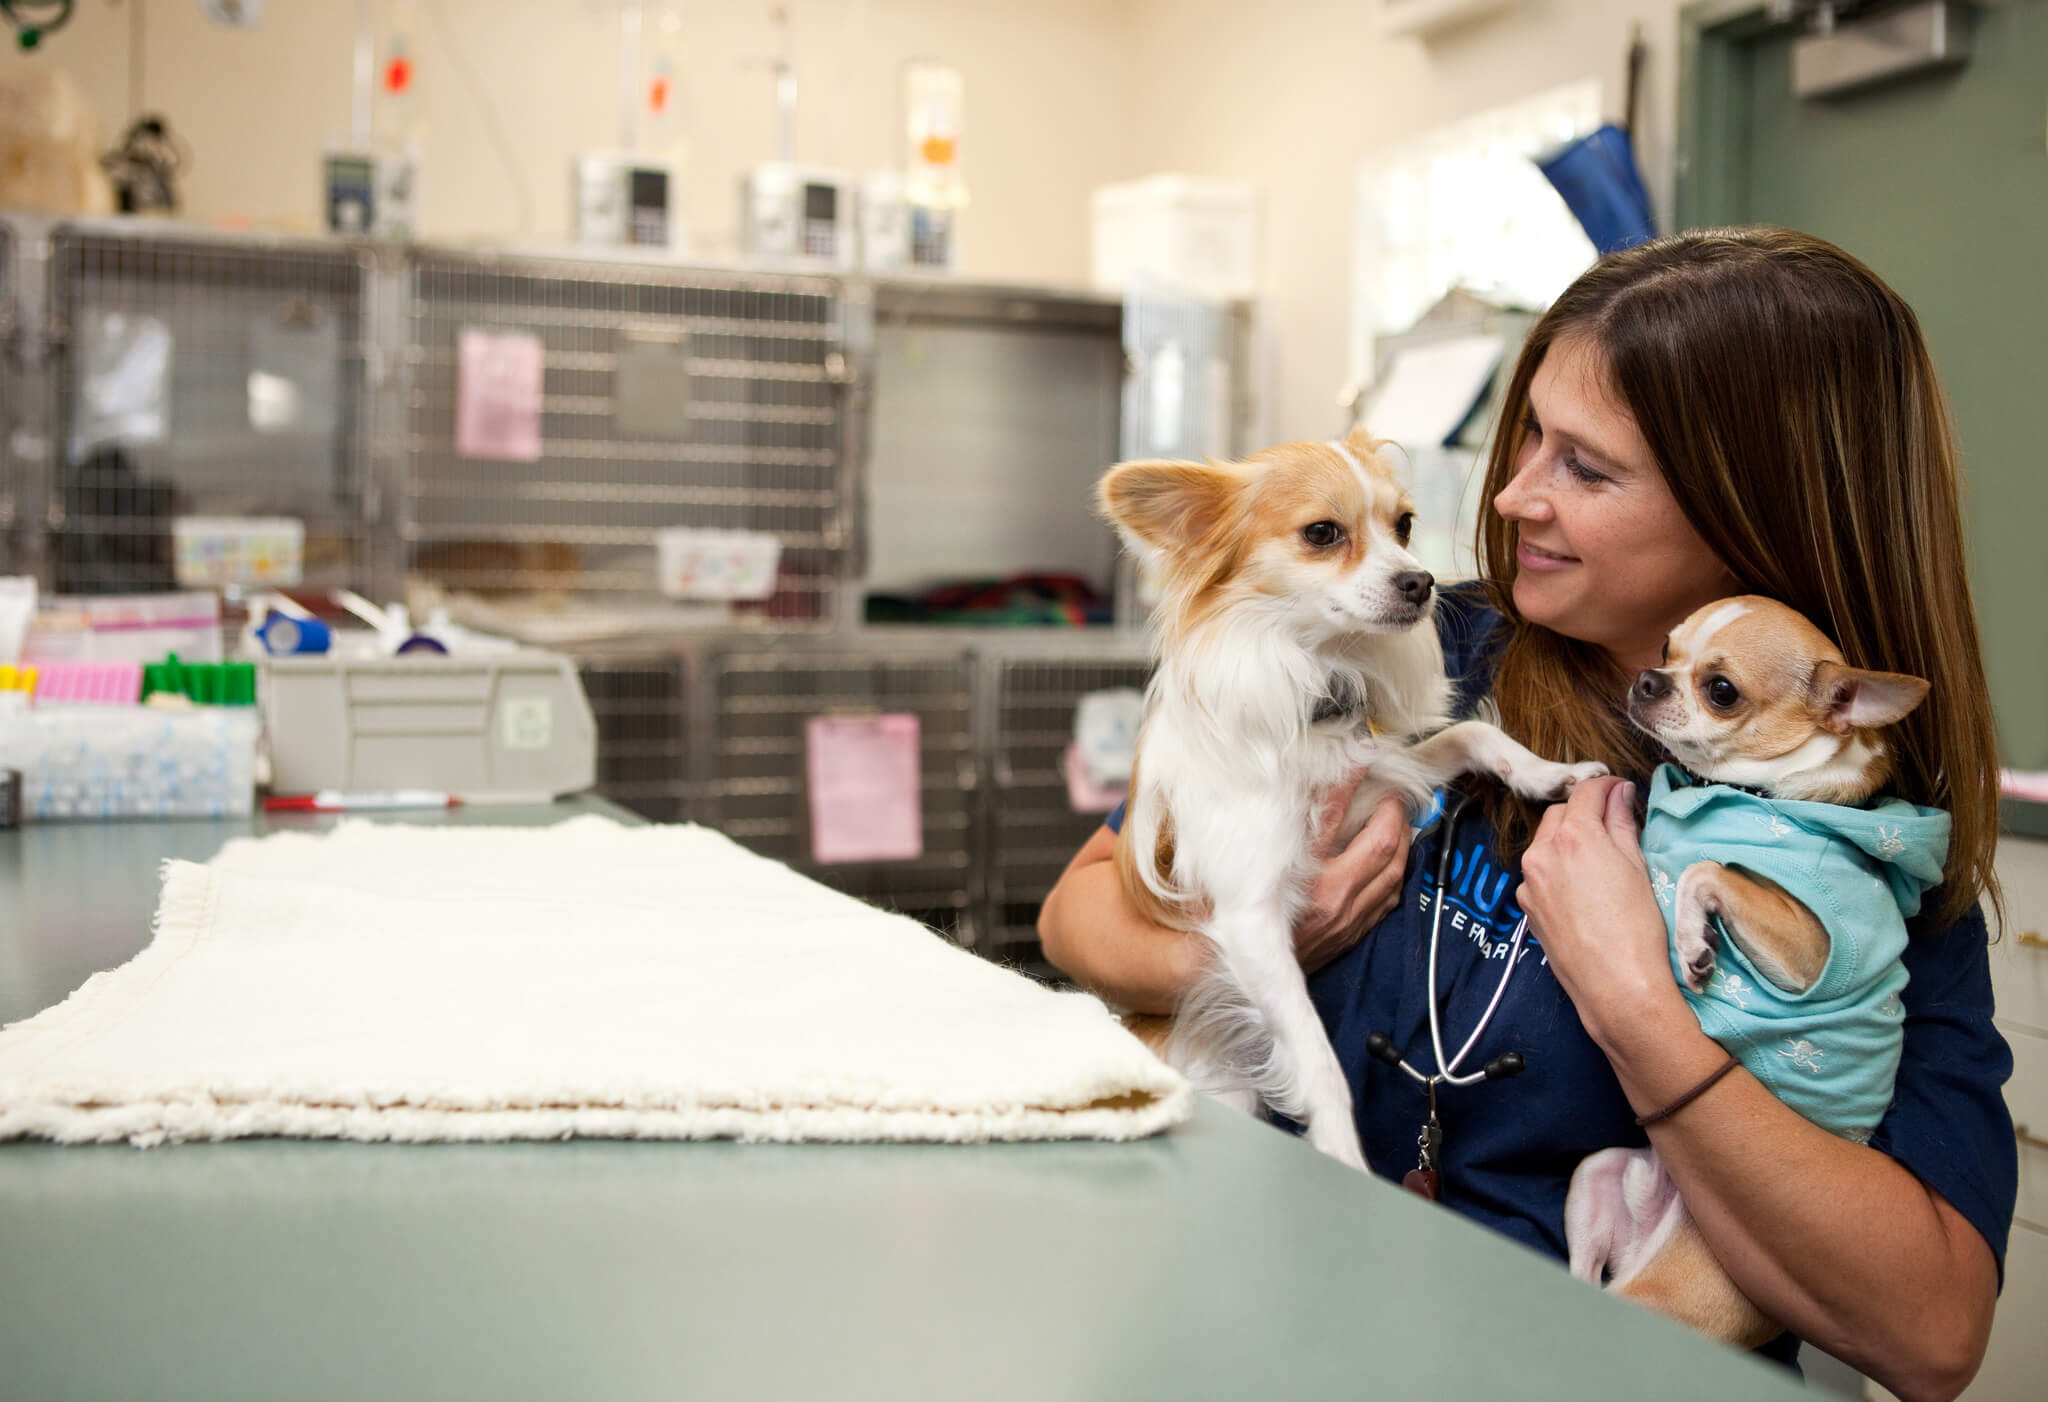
42;223;378;597
402;250;852;623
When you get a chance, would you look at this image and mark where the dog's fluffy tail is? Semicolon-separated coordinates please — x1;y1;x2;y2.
1122;781;1199;914
1166;940;1305;1121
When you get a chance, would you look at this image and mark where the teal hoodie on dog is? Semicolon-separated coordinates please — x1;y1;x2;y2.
1639;763;1951;1140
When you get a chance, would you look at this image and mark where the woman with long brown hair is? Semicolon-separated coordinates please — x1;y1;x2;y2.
1039;228;2013;1400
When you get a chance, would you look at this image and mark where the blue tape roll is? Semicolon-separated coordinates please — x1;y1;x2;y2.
257;611;332;655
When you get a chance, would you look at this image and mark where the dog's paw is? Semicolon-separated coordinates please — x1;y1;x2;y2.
1503;758;1610;801
1308;1116;1368;1172
1675;927;1717;991
1673;866;1722;991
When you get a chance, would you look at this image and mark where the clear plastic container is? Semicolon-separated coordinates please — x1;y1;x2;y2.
0;707;259;821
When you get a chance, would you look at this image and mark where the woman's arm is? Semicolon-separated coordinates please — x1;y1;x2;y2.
1519;778;1996;1402
1038;790;1416;1012
1036;824;1201;1013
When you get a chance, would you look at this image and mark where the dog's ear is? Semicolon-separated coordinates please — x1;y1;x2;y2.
1097;459;1240;554
1341;424;1388;466
1808;662;1930;734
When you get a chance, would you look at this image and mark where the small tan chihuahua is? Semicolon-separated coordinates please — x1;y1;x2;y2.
1565;596;1950;1346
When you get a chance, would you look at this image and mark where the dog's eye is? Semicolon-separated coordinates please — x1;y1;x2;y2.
1301;520;1343;548
1394;512;1414;545
1706;677;1741;710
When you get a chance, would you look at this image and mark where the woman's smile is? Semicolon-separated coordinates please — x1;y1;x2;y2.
1515;537;1580;571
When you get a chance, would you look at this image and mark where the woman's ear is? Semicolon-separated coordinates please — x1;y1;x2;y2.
1096;458;1240;555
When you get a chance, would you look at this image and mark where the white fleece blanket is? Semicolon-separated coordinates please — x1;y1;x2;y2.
0;817;1190;1148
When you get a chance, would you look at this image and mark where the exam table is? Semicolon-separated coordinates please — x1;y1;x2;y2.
0;797;1806;1401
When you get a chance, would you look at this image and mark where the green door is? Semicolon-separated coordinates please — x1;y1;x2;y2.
1680;1;2048;767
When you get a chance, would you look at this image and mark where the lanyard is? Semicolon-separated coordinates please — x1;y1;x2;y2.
1366;792;1528;1201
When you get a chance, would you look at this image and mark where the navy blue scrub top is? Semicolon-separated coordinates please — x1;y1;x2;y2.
1102;584;2017;1370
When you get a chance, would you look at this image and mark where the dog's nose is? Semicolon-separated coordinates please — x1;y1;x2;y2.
1634;669;1672;702
1394;570;1434;606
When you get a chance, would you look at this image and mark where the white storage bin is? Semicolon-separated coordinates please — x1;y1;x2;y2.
0;706;259;821
262;650;595;802
1091;174;1260;301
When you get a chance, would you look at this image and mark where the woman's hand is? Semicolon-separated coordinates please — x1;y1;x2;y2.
1516;774;1688;1045
1294;786;1411;973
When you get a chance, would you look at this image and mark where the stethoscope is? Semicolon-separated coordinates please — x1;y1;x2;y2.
1364;791;1527;1197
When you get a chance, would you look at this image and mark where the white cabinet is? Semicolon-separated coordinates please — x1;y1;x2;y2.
1961;833;2048;1400
1988;837;2048;1035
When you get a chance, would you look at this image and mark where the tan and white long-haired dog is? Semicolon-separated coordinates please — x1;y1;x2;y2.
1100;428;1604;1168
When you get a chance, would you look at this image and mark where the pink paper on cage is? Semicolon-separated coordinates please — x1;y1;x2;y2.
455;329;544;462
805;713;923;864
1062;742;1127;814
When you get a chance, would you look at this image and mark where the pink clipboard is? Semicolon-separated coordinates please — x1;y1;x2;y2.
805;713;923;864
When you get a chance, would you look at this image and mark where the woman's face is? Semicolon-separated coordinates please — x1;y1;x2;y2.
1492;334;1738;675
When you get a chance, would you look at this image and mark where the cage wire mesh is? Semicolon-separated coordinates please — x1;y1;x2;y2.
578;654;695;823
985;654;1153;976
708;646;978;939
50;228;372;596
403;253;848;621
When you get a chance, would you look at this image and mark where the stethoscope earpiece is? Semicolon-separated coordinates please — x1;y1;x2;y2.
1366;1031;1405;1068
1483;1051;1526;1081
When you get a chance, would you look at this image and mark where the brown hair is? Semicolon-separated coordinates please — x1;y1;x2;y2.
1475;227;2001;930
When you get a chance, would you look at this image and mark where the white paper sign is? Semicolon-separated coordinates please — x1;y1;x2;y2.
172;517;305;588
1073;687;1144;789
655;528;782;601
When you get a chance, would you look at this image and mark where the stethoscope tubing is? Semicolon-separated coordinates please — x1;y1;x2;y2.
1377;792;1528;1090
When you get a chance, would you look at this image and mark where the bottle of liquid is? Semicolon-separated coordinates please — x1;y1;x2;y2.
902;62;963;269
635;5;687;250
369;0;421;239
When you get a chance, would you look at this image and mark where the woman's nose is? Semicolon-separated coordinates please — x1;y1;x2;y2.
1494;461;1552;522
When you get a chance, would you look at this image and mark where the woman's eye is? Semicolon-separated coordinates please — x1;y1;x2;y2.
1564;455;1609;486
1520;414;1542;440
1301;520;1342;548
1394;512;1414;545
1706;677;1741;710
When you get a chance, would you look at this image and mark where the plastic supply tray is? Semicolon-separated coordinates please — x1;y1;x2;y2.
0;707;259;821
262;650;596;802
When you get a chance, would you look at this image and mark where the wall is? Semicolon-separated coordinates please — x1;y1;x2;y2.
1125;0;1691;442
4;0;1138;284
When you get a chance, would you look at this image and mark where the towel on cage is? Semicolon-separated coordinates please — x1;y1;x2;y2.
0;817;1191;1148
